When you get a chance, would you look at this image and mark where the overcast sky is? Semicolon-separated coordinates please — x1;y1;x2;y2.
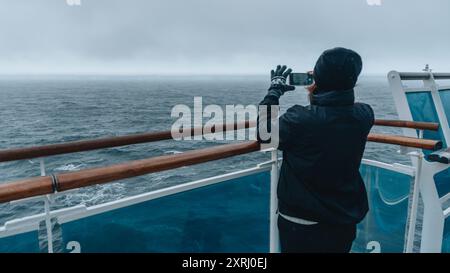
0;0;449;75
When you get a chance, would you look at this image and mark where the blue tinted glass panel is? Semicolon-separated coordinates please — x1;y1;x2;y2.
352;164;412;253
0;231;40;253
439;89;450;128
434;168;450;198
406;92;447;156
60;171;270;253
443;216;450;253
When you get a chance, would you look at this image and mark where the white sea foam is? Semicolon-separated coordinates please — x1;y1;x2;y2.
164;150;183;154
54;163;85;171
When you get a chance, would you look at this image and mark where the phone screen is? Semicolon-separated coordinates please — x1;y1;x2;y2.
289;73;314;86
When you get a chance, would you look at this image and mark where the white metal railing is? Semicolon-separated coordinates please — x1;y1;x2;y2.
389;70;450;253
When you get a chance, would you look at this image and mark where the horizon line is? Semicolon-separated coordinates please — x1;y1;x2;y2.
0;72;389;77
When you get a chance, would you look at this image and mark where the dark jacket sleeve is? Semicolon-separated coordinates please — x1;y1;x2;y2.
257;90;293;151
257;93;278;144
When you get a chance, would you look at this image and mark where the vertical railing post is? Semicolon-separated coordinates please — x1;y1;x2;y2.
405;152;423;252
269;149;280;253
417;160;445;252
40;158;54;253
405;130;424;253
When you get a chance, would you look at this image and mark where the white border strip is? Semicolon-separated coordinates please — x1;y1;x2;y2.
438;86;450;91
404;87;432;93
0;205;87;237
362;159;415;176
441;193;450;205
444;207;450;219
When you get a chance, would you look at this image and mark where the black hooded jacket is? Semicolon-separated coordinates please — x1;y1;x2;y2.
258;88;374;225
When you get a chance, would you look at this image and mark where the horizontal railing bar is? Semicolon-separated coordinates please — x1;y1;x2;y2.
0;121;255;163
0;133;442;204
0;141;261;203
368;133;442;151
374;119;439;131
399;72;450;80
0;119;440;163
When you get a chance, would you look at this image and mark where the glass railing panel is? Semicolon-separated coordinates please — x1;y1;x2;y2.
439;89;450;128
442;216;450;253
0;230;40;253
434;168;450;199
352;163;412;253
58;171;270;253
406;92;447;156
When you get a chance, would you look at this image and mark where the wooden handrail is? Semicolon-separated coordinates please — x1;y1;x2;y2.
0;133;443;204
368;133;442;151
0;119;440;163
0;141;260;203
374;119;439;131
0;121;255;163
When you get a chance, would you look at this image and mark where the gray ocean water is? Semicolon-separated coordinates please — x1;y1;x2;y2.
0;75;409;225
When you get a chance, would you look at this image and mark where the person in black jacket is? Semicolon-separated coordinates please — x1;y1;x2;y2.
258;47;374;253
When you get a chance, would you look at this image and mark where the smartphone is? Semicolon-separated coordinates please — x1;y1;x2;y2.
289;73;314;86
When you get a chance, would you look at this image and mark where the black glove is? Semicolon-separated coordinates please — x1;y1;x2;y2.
267;65;295;99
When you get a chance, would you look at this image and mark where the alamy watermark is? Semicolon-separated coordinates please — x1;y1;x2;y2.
66;0;81;6
366;0;382;6
170;97;279;149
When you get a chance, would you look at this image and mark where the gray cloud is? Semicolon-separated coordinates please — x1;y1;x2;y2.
0;0;449;74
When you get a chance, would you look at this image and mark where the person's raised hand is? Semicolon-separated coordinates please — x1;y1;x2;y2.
270;65;295;93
